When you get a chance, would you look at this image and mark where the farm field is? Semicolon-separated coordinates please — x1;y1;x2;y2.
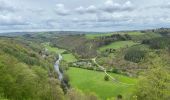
99;41;138;51
67;67;137;99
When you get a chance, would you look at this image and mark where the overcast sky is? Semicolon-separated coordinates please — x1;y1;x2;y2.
0;0;170;32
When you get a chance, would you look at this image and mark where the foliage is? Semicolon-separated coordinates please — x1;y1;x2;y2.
66;88;99;100
142;37;170;49
94;34;131;48
0;38;65;100
154;28;170;36
134;67;170;100
124;47;146;63
131;32;161;42
0;55;64;100
104;75;109;81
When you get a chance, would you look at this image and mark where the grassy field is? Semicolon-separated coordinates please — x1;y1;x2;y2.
42;43;66;53
67;67;137;99
86;33;113;39
99;41;138;51
42;43;77;62
62;54;77;62
131;32;162;42
85;32;144;39
124;31;145;36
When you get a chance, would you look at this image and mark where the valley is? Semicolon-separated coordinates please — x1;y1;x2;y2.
0;28;170;100
0;0;170;100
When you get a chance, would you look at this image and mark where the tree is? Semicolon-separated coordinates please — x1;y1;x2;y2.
134;67;170;100
66;88;99;100
117;94;123;100
124;48;145;63
104;75;109;81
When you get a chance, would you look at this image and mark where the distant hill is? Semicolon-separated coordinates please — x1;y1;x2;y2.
0;27;170;37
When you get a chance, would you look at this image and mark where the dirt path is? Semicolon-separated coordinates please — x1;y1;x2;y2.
92;57;117;81
92;57;135;86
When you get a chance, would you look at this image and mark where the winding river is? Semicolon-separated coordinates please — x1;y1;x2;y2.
54;54;63;81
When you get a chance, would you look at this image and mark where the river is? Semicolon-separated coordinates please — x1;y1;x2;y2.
54;54;63;81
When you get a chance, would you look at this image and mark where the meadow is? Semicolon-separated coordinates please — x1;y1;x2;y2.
99;41;138;51
67;67;137;99
85;32;144;39
42;42;66;53
86;33;113;39
43;43;77;62
62;54;77;62
124;31;145;36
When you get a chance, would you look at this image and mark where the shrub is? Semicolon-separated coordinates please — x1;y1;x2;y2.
62;51;69;54
112;68;119;74
104;75;109;81
117;94;123;100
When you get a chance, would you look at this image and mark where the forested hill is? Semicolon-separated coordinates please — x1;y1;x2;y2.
0;37;99;100
0;37;65;100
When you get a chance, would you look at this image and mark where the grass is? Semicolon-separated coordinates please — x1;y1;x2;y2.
85;32;144;39
125;31;145;36
62;53;77;62
42;42;65;54
42;42;77;62
131;32;162;42
86;33;113;39
67;67;137;99
99;41;138;51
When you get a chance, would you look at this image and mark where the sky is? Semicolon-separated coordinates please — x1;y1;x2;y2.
0;0;170;33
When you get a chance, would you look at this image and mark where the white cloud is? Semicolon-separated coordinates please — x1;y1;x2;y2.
75;5;98;14
75;6;86;14
160;2;170;9
0;0;170;32
86;5;97;13
74;0;134;15
0;14;27;26
102;0;134;13
56;4;70;16
0;0;16;13
0;1;27;26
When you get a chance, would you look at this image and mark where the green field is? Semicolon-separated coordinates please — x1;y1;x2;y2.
85;32;144;39
125;31;145;36
62;54;77;62
86;33;113;39
67;67;137;99
42;43;66;53
99;41;138;51
43;43;77;62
